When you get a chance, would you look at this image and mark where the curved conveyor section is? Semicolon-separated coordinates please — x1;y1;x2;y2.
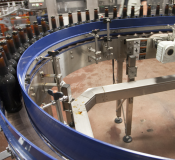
11;16;175;159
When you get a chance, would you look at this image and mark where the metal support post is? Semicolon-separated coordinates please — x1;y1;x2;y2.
48;51;64;123
115;59;124;124
123;55;137;143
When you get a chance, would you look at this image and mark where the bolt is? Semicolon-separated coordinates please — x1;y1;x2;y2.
71;55;74;59
30;87;34;91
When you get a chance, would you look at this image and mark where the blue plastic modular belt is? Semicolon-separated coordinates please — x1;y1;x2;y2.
17;16;174;160
0;101;57;160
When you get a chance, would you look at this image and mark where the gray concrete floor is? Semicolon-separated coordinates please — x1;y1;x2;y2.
1;58;175;159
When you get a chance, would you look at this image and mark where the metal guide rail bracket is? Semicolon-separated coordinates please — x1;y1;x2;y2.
88;29;102;64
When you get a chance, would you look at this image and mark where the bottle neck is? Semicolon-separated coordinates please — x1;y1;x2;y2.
34;25;40;36
7;39;16;54
19;32;27;44
13;35;21;49
41;22;47;33
0;56;8;76
2;44;12;60
26;28;34;39
1;51;9;66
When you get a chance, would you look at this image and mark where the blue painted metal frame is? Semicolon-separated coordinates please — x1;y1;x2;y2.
0;101;57;160
17;17;175;160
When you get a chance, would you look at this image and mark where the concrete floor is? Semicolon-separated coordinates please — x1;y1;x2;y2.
1;58;175;159
64;58;175;159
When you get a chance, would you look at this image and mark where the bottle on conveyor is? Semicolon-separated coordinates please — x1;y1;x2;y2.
85;9;90;22
41;18;50;36
33;21;43;40
147;4;151;17
18;27;30;49
139;5;143;17
51;16;58;33
59;14;64;29
6;35;21;63
131;6;135;18
0;47;15;76
105;7;109;17
0;40;17;69
94;8;99;21
172;4;175;15
0;53;22;113
122;5;127;19
156;4;160;16
164;3;169;16
12;31;25;55
77;10;82;23
68;12;74;26
26;24;36;45
113;6;117;19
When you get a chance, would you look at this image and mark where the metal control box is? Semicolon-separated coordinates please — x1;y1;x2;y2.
28;0;46;10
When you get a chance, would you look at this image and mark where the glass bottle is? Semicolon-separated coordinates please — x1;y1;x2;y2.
94;8;99;21
164;3;169;16
0;53;22;113
6;35;21;62
123;5;127;19
156;4;160;16
12;31;25;55
77;10;82;23
33;21;43;40
0;47;15;76
0;40;17;69
18;27;30;49
172;4;175;15
51;16;58;32
131;6;135;18
68;12;73;26
26;24;36;45
113;6;117;19
147;4;151;17
85;9;90;22
139;5;143;17
105;7;108;17
41;18;50;37
59;14;64;28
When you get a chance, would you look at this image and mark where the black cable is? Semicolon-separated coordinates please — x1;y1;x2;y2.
112;59;115;84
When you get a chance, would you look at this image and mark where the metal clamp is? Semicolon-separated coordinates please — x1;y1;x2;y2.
128;66;138;79
103;18;113;59
61;84;74;127
88;29;102;64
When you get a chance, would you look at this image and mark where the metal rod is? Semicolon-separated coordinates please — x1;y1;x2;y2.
125;55;136;136
116;59;124;118
41;101;56;109
55;101;64;122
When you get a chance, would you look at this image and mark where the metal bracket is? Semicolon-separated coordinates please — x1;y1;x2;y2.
128;66;138;79
0;147;14;160
88;29;102;63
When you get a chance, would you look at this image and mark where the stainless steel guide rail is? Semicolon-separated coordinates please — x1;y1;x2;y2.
1;14;175;160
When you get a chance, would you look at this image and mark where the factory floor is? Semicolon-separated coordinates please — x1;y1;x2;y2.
64;58;175;159
1;58;175;159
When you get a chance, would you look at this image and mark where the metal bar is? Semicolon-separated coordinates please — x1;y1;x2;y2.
55;101;64;123
125;55;136;136
116;59;124;118
0;150;11;160
95;74;175;103
41;101;56;110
